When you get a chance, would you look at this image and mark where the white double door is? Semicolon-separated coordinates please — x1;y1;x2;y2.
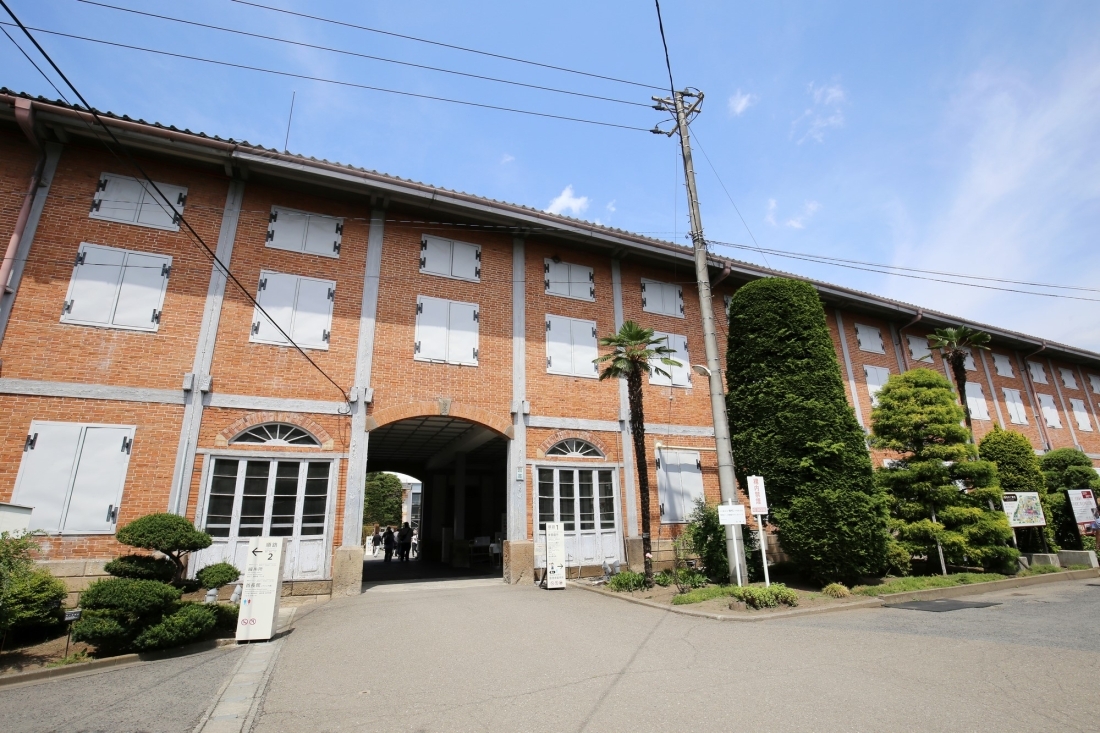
193;458;333;581
535;467;621;568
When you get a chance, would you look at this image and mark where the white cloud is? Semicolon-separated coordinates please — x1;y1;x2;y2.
765;198;778;226
793;81;846;143
785;201;822;229
728;89;759;117
606;200;616;213
545;185;590;217
500;153;515;164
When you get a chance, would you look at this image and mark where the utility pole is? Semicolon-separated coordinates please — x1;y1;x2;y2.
653;89;748;585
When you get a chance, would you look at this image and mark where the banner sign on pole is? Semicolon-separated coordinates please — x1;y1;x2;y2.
236;537;286;642
747;475;768;516
1067;489;1098;525
1001;492;1046;528
544;522;566;589
718;503;746;526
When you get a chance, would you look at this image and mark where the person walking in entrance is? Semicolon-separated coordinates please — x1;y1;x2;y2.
397;522;413;562
370;528;382;557
410;529;419;559
382;526;396;562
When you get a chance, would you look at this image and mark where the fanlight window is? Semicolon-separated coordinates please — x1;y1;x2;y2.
230;423;320;447
546;439;602;458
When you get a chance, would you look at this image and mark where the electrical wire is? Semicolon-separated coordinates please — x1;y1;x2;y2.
0;22;651;132
0;0;352;406
78;1;653;109
653;0;677;98
229;0;667;92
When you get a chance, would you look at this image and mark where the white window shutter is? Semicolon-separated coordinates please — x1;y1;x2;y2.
62;426;133;533
1059;368;1079;391
291;276;335;350
649;331;673;386
420;237;452;277
12;422;83;533
964;382;990;421
268;207;308;252
855;324;885;354
136;181;187;230
546;315;573;374
677;451;705;521
864;365;890;407
1003;389;1028;425
670;334;690;387
959;348;977;371
304;214;343;257
570;318;598;376
1028;361;1048;384
91;174;142;224
1090;374;1100;395
992;354;1014;378
415;296;449;362
545;259;569;296
1070;399;1093;431
676;285;684;316
451;242;480;281
251;271;297;345
907;335;933;363
448;301;479;365
656;452;682;522
568;264;593;301
112;252;171;331
63;243;124;326
1037;394;1062;428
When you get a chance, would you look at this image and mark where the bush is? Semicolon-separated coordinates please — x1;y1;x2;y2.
1041;448;1100;550
196;562;240;590
654;569;673;587
105;555;176;583
133;603;217;651
79;577;181;617
885;539;912;576
115;514;211;583
821;582;850;598
655;567;708;589
684;502;729;583
2;568;66;632
980;428;1057;552
606;571;647;592
212;603;240;632
725;278;889;584
730;583;799;609
70;610;131;653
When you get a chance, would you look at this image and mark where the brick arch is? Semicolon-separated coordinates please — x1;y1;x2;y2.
536;430;611;459
215;411;335;450
364;399;514;439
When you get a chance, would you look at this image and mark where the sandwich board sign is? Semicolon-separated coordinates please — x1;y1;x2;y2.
544;522;566;589
747;475;769;516
236;537;286;642
1001;492;1046;528
1067;490;1098;526
717;503;746;526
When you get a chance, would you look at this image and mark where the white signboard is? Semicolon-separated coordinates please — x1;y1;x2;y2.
718;503;746;526
1001;492;1047;528
747;476;769;516
544;522;566;589
1067;489;1099;525
236;537;286;642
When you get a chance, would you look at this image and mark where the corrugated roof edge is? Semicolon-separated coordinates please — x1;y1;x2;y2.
2;88;1097;364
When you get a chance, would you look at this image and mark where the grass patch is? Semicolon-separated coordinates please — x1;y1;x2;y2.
1017;565;1064;576
672;583;798;609
852;573;1005;596
46;650;90;668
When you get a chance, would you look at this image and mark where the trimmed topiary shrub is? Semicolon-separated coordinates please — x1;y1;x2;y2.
979;428;1056;552
105;554;176;583
725;278;889;584
196;562;240;591
71;578;183;654
115;513;212;584
133;603;217;651
212;603;240;632
2;568;66;633
1041;448;1100;550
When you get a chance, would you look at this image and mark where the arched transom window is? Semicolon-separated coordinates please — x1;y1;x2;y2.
230;423;320;447
546;438;602;458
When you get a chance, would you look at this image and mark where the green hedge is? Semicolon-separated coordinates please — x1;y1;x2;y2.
104;554;176;583
133;603;217;651
1;568;66;632
979;428;1056;552
725;278;889;584
196;562;240;590
1041;448;1100;550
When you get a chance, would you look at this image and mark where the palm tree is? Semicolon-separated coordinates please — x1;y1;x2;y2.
595;321;680;587
928;326;991;437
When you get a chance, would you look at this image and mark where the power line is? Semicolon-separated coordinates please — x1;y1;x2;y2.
0;22;651;132
78;1;652;109
230;0;667;92
0;1;352;405
653;0;677;97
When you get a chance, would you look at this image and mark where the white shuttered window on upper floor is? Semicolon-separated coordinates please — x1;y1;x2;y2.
964;382;991;421
545;314;598;378
420;235;480;282
1027;361;1048;384
250;270;335;350
1003;388;1028;425
544;259;594;301
855;324;885;354
414;296;479;366
267;206;343;258
1058;368;1079;390
12;421;135;534
641;279;683;318
992;353;1015;378
90;173;187;231
907;334;933;363
1037;393;1062;428
959;347;977;371
1070;399;1093;432
61;243;171;332
864;365;890;407
649;331;690;388
1090;374;1100;395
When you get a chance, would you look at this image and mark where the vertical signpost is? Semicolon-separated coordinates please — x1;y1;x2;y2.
747;476;770;587
236;537;286;642
544;522;566;589
717;502;746;586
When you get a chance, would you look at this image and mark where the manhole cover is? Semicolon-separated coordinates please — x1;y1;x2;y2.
885;599;1001;612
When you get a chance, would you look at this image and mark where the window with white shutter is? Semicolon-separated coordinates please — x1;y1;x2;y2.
864;365;890;407
419;235;481;282
12;421;134;534
959;347;977;371
90;173;187;231
649;331;690;387
656;450;704;524
414;296;479;366
544;259;594;301
1027;361;1048;384
544;315;598;378
1058;368;1079;390
964;382;991;421
992;353;1015;378
61;243;171;332
855;324;885;354
266;206;343;258
1037;393;1062;428
250;270;335;350
1089;374;1100;395
1070;399;1093;432
641;279;683;318
907;335;933;363
1003;388;1028;425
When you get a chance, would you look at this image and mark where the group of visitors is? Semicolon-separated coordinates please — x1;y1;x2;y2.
369;523;417;562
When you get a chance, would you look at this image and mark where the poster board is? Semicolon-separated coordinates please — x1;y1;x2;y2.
747;476;769;516
544;522;566;589
718;503;746;526
1001;492;1046;528
1067;490;1098;525
236;537;286;641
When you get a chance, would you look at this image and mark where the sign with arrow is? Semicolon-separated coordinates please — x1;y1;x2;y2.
236;537;286;642
544;522;566;589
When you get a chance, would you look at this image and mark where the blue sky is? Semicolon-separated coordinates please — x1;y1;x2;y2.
4;1;1099;349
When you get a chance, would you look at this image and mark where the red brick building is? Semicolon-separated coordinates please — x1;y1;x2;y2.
2;92;1098;595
